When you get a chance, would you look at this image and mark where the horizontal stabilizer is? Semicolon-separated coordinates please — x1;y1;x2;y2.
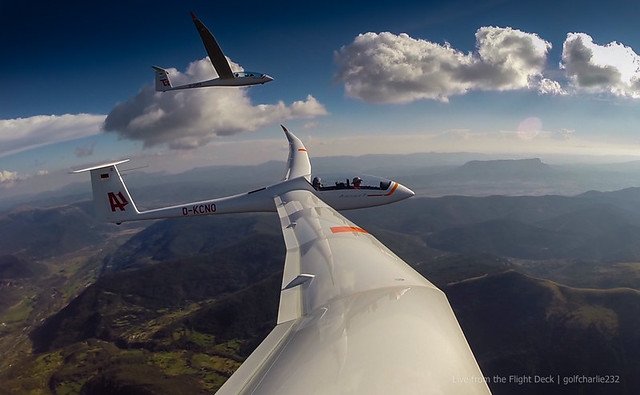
72;159;130;173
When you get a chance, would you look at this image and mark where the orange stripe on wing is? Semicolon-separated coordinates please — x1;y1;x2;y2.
297;148;307;152
330;226;368;234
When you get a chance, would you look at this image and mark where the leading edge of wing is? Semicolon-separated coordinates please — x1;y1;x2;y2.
191;12;234;79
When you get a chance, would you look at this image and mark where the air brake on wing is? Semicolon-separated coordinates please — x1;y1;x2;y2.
282;274;315;290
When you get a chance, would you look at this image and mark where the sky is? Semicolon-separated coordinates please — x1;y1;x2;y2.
2;0;640;196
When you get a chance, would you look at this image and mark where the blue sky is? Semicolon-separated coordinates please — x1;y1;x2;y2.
2;0;640;194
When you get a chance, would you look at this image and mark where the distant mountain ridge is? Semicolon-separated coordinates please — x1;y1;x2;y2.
440;158;556;184
456;158;551;176
8;153;640;212
349;186;640;261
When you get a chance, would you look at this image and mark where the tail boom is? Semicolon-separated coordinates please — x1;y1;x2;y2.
73;159;293;224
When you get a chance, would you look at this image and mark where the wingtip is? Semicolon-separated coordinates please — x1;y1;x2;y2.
281;124;289;133
190;11;198;20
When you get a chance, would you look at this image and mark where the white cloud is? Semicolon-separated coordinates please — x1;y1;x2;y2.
0;170;20;186
0;168;51;189
561;33;640;98
0;114;104;157
335;27;554;103
538;78;567;95
103;57;327;150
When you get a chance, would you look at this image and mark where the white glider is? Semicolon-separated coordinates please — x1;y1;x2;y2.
74;127;490;394
153;13;273;91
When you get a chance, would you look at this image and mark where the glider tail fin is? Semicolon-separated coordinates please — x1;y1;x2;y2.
152;66;173;92
73;160;140;224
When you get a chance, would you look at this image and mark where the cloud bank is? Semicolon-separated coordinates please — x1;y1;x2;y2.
0;114;104;157
103;58;327;149
335;27;557;103
336;27;640;103
561;33;640;98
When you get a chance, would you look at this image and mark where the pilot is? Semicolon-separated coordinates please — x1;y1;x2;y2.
352;177;363;189
312;177;323;190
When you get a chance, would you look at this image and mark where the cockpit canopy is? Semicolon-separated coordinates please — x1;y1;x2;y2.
310;174;392;191
233;71;264;78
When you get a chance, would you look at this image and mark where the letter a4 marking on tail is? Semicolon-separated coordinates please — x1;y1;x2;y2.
108;192;129;212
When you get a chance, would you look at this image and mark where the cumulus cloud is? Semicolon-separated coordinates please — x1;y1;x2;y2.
103;58;327;149
537;78;567;95
0;168;49;189
0;114;104;157
0;170;20;186
0;170;24;189
561;33;640;98
335;27;554;103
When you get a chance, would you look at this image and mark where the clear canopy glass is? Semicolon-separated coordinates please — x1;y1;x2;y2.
233;71;263;78
310;174;392;191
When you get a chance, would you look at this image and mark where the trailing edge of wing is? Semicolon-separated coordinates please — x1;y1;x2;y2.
190;12;234;79
281;125;311;181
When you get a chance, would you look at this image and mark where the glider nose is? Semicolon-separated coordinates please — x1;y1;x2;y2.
397;183;415;200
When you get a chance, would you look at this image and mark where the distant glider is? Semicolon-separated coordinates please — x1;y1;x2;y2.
153;13;273;91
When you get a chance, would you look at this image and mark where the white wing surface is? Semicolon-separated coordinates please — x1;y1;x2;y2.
281;125;311;181
191;13;234;79
216;190;490;394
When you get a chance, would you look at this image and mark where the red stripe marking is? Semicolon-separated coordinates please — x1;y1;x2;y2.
297;148;307;152
368;182;399;197
331;226;368;234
